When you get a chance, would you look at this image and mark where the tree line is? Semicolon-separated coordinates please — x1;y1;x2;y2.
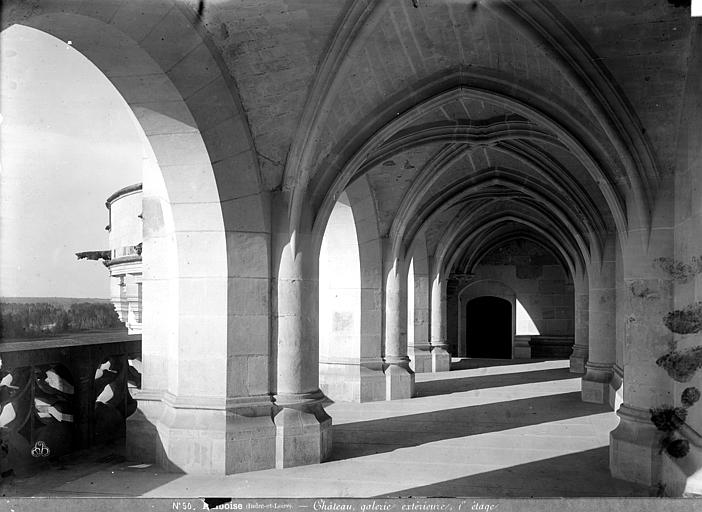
0;302;123;339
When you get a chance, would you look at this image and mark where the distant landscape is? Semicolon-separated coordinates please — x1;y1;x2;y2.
0;297;122;340
0;297;111;305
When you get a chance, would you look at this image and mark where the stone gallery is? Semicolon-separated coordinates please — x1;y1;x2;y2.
2;0;702;498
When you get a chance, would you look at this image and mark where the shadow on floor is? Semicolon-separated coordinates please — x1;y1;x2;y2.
2;409;183;497
374;446;651;498
415;367;578;398
330;391;608;461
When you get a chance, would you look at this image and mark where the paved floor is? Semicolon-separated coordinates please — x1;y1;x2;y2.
2;359;651;498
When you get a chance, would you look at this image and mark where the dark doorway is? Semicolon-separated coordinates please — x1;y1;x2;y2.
467;296;512;358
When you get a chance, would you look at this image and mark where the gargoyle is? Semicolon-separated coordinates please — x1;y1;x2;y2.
75;250;111;262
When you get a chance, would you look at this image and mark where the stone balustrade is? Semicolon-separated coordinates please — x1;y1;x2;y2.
0;330;141;477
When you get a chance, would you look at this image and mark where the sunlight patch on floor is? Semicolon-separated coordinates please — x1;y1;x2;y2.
330;362;581;425
422;359;571;382
134;411;615;498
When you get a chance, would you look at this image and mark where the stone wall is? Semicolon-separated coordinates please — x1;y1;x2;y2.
447;240;574;357
472;263;574;337
107;184;142;255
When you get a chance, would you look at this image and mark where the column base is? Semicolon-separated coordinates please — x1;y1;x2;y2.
514;336;532;359
385;362;415;399
609;364;623;411
660;425;702;496
274;392;332;469
127;391;277;475
408;345;433;373
610;404;664;487
569;344;588;374
582;362;613;404
319;359;385;402
431;346;451;372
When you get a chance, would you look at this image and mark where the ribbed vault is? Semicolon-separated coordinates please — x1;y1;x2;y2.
310;80;623;286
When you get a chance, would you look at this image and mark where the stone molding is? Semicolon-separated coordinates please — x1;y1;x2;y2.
105;182;143;208
273;389;328;409
133;389;277;412
584;361;614;382
318;356;384;368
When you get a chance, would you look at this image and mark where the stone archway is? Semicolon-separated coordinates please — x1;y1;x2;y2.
316;176;386;403
458;280;517;359
407;231;433;373
3;4;270;475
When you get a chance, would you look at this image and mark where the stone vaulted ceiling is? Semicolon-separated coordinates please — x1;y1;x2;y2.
4;0;695;278
191;1;692;196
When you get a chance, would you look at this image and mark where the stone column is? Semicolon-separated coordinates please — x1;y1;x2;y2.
570;271;589;373
273;195;332;468
610;266;673;486
446;278;460;358
430;270;451;371
128;149;278;475
125;272;142;332
658;28;702;494
582;238;616;403
408;260;433;373
610;213;675;486
384;241;415;398
609;250;626;411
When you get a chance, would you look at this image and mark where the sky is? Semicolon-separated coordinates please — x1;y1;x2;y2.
0;25;143;298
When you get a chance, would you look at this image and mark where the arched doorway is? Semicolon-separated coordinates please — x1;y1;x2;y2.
466;296;512;359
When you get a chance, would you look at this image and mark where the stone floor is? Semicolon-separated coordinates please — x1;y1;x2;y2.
1;359;651;498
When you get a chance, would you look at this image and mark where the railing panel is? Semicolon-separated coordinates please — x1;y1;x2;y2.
0;330;141;477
